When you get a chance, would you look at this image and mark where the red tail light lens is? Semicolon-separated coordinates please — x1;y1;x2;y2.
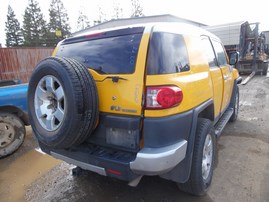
146;86;183;109
85;32;103;39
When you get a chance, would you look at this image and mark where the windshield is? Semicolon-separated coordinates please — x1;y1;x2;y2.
56;33;143;74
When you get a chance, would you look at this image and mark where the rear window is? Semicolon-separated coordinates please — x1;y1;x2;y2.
147;32;189;75
56;33;143;74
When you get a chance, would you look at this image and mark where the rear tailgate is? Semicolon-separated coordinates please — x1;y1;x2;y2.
56;27;150;116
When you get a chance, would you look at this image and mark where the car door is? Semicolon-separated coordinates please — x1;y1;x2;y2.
211;40;233;113
201;36;223;118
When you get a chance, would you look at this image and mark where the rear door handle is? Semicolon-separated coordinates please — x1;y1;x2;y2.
224;75;229;80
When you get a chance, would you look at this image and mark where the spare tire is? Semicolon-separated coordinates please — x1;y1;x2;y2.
28;57;99;149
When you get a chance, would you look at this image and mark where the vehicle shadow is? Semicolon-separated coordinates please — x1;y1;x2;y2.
28;165;214;202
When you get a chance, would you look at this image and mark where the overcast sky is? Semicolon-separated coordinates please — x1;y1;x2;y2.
1;0;269;47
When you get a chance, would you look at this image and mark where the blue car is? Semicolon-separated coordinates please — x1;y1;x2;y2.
0;80;29;158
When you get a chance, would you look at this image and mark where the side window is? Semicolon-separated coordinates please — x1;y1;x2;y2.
211;40;228;66
147;32;189;75
201;36;217;68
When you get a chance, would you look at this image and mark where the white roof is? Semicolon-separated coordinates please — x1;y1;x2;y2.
72;22;219;42
73;14;206;36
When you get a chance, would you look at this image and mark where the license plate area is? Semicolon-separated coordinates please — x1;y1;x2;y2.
106;128;139;150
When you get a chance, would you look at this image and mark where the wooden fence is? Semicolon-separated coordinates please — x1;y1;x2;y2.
0;48;54;83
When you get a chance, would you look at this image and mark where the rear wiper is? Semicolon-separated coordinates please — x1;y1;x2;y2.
107;76;128;83
91;66;127;83
96;76;128;83
93;66;106;74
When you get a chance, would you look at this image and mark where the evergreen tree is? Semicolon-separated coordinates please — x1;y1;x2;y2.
22;0;47;47
47;0;71;46
5;5;23;47
77;10;90;31
131;0;144;18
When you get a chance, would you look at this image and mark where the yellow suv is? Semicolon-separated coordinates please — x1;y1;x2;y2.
28;23;241;196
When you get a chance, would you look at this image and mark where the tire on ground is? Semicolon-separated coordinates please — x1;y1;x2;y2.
177;118;216;196
28;57;99;149
0;113;25;158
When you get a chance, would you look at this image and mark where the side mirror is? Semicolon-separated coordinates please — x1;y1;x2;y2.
229;51;239;65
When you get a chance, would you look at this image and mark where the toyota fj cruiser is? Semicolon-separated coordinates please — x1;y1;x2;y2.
28;23;241;196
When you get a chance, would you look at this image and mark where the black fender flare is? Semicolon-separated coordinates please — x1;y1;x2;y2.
161;99;214;183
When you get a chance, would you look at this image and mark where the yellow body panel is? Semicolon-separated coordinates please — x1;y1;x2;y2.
145;36;213;118
144;71;213;117
220;65;233;112
52;46;58;57
88;32;150;116
209;67;224;117
232;68;240;80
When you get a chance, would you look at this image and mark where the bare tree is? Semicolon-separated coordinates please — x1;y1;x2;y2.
131;0;144;18
112;0;123;19
77;10;90;31
94;5;107;25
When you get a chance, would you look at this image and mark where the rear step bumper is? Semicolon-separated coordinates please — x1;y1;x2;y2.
44;139;187;184
51;152;107;176
130;140;187;175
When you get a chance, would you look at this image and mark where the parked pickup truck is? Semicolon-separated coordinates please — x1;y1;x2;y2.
28;23;242;195
0;80;29;158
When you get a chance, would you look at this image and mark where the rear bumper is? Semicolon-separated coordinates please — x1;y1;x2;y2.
40;111;192;182
51;152;107;176
130;140;187;175
48;139;187;179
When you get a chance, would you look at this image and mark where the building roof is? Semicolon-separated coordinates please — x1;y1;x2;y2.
72;14;207;36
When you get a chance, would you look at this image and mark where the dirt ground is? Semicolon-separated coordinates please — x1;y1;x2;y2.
0;75;268;202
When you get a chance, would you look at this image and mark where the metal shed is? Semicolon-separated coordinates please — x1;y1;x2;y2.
204;21;249;46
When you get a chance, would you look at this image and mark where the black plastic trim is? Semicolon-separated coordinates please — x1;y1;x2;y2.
229;79;239;109
236;76;242;84
161;99;214;183
143;111;193;148
39;142;139;182
87;114;141;152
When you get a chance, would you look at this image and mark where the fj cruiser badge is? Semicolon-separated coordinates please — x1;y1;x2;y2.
110;105;137;113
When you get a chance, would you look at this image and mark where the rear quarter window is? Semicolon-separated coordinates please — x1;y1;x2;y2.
56;33;142;74
147;32;189;75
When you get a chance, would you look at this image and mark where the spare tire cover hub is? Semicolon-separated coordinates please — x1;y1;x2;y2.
34;75;65;132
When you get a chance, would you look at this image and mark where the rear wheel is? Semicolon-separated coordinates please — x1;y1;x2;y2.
28;57;99;149
177;118;216;196
0;113;25;158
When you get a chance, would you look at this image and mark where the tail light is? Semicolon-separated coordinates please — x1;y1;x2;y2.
145;86;183;109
